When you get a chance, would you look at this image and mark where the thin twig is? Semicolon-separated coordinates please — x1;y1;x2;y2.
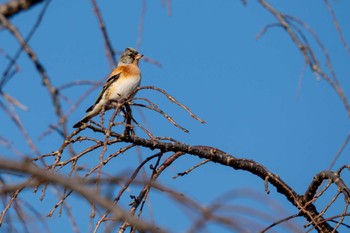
323;0;350;54
136;0;146;50
173;159;209;179
137;86;206;123
90;0;116;69
0;100;40;154
0;0;51;89
328;132;350;170
260;213;300;233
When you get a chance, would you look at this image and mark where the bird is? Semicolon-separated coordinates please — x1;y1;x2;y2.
73;47;143;128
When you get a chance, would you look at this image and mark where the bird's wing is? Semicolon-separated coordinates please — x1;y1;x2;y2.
85;71;121;112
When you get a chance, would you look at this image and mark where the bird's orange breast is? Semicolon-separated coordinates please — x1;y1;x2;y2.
109;64;141;79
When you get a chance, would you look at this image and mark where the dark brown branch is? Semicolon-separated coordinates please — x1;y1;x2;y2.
173;159;209;178
304;170;350;203
0;0;44;19
85;125;335;232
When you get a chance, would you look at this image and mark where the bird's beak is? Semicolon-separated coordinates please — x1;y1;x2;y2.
135;53;143;60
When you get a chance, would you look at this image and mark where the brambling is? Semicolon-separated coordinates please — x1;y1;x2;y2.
73;47;143;128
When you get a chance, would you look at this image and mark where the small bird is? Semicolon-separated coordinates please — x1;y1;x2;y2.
73;47;143;128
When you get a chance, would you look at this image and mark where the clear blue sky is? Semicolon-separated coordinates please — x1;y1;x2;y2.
1;0;350;232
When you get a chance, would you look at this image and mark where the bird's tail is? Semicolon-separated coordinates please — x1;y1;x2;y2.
73;116;90;128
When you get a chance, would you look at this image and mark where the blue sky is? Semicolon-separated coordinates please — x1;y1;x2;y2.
1;0;350;232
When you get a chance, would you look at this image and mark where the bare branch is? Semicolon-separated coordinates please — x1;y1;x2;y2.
257;0;350;117
0;0;44;19
90;0;116;69
0;158;166;233
323;0;350;54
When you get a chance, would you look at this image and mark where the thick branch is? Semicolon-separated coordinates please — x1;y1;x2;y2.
305;170;350;202
86;125;335;232
0;0;44;18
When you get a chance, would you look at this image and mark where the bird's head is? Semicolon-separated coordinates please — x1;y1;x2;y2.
118;47;143;65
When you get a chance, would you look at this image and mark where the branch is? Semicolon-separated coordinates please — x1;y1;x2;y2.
85;125;335;232
323;0;350;54
0;158;166;233
304;170;350;203
0;0;44;19
257;0;350;117
0;12;72;145
90;0;116;69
